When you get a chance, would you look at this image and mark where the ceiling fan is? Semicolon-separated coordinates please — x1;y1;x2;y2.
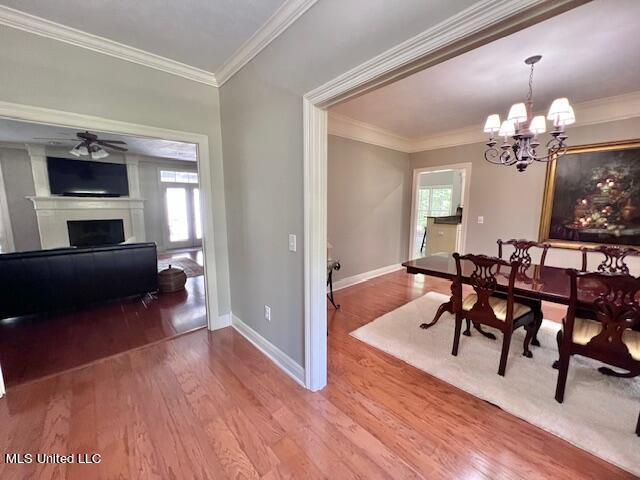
34;130;128;160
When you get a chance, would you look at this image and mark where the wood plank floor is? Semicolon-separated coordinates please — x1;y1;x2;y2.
0;270;635;479
0;249;206;387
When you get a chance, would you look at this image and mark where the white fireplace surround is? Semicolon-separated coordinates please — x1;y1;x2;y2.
26;144;146;249
28;196;145;249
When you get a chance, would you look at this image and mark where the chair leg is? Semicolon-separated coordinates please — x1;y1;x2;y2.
522;322;534;358
636;412;640;437
452;313;463;356
555;331;571;403
532;308;543;347
498;332;511;376
463;318;471;337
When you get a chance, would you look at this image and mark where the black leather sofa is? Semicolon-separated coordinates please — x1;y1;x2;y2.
0;242;158;320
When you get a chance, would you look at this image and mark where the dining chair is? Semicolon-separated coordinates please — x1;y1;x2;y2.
497;239;551;270
554;269;640;435
497;239;551;346
580;245;640;274
451;253;537;376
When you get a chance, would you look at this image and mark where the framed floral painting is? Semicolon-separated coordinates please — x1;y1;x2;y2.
538;140;640;248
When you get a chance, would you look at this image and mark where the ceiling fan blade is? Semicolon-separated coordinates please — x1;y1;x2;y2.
98;139;127;144
32;137;75;141
77;131;98;141
97;141;128;152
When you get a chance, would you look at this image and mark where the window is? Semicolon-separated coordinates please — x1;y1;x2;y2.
429;186;453;217
416;185;453;226
160;170;198;184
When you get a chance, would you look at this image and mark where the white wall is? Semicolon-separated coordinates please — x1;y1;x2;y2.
410;117;640;274
328;135;410;281
0;25;230;313
0;147;40;251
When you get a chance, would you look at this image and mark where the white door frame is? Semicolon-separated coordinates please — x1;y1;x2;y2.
408;163;473;258
302;0;580;391
0;100;223;397
0;159;15;253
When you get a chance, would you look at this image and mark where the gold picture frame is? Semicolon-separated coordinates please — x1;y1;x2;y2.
538;139;640;250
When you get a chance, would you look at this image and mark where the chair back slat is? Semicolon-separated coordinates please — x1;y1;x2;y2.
580;245;640;274
566;269;640;359
497;239;550;270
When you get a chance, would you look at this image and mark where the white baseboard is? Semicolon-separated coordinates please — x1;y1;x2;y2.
231;314;305;387
332;263;403;291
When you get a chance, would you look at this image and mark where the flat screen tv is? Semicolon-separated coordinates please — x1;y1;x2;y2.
47;157;129;197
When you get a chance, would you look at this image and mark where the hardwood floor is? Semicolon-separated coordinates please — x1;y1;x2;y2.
0;271;635;479
0;249;206;388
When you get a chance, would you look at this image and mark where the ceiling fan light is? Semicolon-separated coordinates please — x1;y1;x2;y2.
77;145;89;156
498;120;516;138
69;148;81;157
483;114;501;133
507;103;527;123
529;115;547;134
91;148;109;160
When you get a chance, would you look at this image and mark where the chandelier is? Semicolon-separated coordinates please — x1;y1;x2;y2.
483;55;575;172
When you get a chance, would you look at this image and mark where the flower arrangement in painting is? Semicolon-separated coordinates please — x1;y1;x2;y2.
570;165;639;233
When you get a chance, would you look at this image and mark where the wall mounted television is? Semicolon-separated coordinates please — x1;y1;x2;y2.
47;157;129;197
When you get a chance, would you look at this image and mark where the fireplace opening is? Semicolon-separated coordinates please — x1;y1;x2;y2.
67;219;125;247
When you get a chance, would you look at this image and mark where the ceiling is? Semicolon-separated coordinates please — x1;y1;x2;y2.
0;0;286;73
0;118;197;161
331;0;640;140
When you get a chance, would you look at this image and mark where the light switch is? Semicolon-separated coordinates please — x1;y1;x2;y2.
288;234;297;252
477;216;484;224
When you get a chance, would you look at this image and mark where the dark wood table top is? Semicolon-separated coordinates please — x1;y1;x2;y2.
402;253;606;306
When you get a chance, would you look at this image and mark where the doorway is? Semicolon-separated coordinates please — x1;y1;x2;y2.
0;112;218;393
161;169;202;249
409;165;471;259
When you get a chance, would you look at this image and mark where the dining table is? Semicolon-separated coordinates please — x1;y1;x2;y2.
401;253;628;336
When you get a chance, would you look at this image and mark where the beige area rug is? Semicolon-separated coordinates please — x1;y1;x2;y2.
351;292;640;476
157;257;204;278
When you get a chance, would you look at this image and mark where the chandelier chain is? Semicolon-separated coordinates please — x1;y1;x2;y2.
527;63;534;102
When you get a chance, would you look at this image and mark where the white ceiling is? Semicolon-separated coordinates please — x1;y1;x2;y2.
0;0;286;73
331;0;640;139
0;118;197;161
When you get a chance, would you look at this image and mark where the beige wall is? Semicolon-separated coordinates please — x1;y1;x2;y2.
220;0;477;365
0;25;230;313
328;135;410;281
410;117;640;274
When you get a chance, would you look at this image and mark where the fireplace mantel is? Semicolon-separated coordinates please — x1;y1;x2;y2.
28;195;145;211
28;195;146;249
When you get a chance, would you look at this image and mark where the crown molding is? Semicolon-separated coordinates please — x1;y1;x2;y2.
305;0;584;107
0;5;218;87
215;0;318;86
328;112;412;152
329;91;640;154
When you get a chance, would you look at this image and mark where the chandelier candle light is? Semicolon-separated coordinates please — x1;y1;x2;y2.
483;55;575;172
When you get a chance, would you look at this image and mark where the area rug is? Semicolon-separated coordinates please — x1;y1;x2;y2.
157;257;204;277
351;292;640;476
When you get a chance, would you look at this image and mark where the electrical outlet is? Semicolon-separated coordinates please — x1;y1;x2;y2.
477;216;484;224
288;234;297;252
264;305;271;322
